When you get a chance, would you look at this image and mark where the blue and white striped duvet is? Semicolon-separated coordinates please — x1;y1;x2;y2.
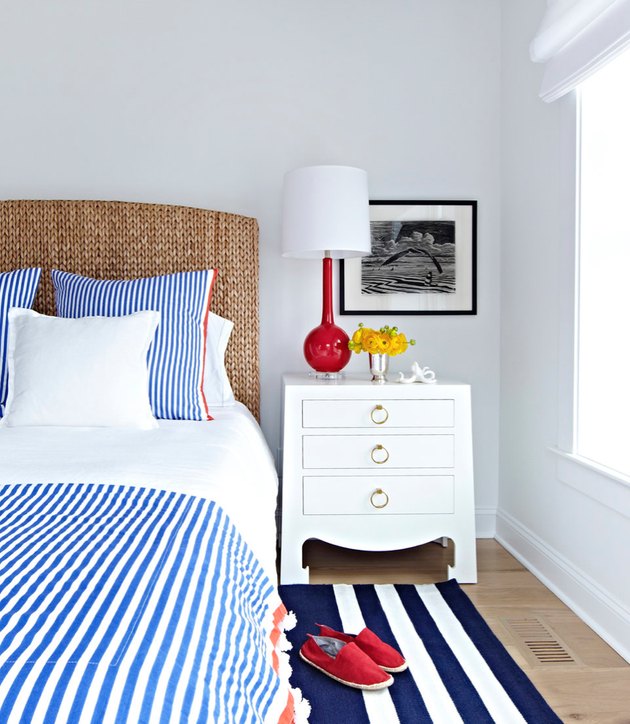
0;482;293;723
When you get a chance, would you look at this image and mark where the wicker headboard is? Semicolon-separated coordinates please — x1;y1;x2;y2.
0;200;260;418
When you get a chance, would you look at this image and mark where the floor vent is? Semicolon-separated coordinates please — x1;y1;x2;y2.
501;616;579;666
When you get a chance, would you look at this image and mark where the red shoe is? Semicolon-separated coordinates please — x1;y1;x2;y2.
317;624;408;673
299;634;394;690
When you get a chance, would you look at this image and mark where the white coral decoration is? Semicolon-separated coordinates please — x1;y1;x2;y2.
397;361;437;384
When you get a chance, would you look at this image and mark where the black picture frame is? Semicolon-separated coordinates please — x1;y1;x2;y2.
340;199;477;315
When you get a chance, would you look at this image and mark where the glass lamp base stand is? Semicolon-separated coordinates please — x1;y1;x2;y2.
309;371;345;381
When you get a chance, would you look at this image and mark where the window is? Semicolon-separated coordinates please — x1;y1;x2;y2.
576;49;630;479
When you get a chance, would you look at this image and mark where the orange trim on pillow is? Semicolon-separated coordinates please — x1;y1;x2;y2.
199;269;219;421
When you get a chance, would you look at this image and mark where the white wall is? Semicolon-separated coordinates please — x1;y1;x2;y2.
0;0;502;531
500;0;630;660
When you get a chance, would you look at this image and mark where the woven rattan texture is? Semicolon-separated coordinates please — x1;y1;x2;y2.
0;200;260;419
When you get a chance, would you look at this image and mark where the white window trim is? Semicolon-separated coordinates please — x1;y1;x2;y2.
556;91;580;454
551;448;630;519
531;0;630;102
551;90;630;514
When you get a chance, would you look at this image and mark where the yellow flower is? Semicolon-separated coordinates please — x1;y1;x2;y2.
389;333;408;356
346;328;360;353
377;333;392;354
347;323;415;356
361;329;383;354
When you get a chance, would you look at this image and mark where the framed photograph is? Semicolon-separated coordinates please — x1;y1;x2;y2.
340;200;477;315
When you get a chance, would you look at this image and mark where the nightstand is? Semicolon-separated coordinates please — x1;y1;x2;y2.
280;373;477;584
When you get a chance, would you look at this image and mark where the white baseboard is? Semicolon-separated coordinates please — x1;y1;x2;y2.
496;508;630;663
475;507;496;538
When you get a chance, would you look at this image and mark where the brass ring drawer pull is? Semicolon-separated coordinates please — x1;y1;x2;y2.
370;404;389;425
370;444;390;464
370;488;389;509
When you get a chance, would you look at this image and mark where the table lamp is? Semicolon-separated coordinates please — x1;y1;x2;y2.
282;165;371;377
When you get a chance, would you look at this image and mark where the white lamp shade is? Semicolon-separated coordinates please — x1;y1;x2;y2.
281;165;371;259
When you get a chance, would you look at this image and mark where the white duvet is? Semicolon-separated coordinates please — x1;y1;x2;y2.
0;402;279;579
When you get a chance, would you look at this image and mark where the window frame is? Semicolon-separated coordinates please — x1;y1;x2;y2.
551;89;630;518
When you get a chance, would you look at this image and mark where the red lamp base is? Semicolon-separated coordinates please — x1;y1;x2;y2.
303;256;352;375
304;322;352;375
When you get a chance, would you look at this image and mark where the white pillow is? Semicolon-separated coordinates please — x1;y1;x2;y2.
1;309;159;429
203;312;236;406
53;268;217;421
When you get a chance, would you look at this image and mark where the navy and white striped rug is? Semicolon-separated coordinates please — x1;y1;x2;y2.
280;581;561;724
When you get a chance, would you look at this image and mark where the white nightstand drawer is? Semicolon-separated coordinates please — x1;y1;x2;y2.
302;398;454;428
303;475;454;515
302;434;454;469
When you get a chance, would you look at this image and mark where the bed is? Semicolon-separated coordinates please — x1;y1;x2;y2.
0;200;302;723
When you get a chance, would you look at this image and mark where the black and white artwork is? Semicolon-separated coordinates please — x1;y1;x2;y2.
361;220;456;295
340;200;477;315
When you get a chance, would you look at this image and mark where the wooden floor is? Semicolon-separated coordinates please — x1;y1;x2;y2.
301;539;630;724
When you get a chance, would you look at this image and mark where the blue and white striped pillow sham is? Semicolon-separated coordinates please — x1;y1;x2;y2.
52;269;217;421
0;268;42;417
